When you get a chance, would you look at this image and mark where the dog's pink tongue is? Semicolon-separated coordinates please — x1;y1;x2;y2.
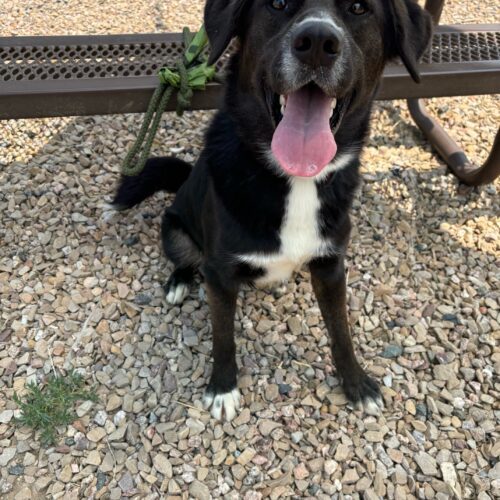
271;86;337;177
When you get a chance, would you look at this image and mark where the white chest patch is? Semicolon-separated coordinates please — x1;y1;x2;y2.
238;177;333;285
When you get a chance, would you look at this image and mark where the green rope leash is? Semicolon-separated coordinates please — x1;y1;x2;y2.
121;26;217;177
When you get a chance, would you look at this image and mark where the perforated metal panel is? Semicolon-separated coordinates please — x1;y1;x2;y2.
2;29;498;84
0;40;183;82
422;30;500;64
0;34;225;83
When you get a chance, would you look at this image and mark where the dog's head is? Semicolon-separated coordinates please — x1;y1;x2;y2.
205;0;432;178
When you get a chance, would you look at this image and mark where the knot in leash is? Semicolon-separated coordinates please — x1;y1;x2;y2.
121;26;217;177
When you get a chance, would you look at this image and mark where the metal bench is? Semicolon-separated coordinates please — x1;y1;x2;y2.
1;4;499;185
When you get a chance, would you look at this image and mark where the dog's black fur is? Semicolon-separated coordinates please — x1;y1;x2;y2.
114;0;432;420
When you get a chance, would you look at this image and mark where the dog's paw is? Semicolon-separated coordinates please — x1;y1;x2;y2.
164;269;193;305
203;388;241;421
165;282;190;305
353;393;384;416
343;374;384;416
105;201;128;212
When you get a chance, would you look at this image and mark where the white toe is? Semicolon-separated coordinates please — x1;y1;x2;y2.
360;396;384;416
174;283;188;303
202;392;214;410
101;203;119;221
166;283;189;305
203;388;241;421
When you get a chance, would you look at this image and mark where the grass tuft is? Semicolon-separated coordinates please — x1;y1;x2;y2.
13;371;98;446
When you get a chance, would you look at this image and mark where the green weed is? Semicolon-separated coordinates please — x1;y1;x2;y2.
13;371;98;446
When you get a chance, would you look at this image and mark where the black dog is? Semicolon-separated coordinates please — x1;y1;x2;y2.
113;0;432;420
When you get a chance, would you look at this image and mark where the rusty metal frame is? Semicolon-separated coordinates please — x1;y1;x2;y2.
408;99;500;185
406;0;500;186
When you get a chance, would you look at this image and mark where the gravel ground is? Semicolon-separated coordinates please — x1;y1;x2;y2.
1;1;499;499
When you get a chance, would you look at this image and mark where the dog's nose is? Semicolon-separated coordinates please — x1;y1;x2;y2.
292;21;343;68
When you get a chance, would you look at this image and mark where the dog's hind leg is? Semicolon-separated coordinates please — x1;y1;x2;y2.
161;210;202;305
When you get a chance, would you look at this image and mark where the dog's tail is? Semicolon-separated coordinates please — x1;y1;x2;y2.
112;157;192;210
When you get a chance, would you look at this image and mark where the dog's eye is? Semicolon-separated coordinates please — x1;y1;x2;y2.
271;0;288;10
349;2;368;15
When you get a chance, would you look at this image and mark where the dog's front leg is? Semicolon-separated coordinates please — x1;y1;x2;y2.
202;267;241;421
310;256;383;415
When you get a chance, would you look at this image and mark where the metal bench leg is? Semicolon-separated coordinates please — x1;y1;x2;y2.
407;98;500;186
425;0;445;24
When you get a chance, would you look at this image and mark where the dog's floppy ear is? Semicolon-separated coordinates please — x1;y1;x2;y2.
204;0;248;65
386;0;432;83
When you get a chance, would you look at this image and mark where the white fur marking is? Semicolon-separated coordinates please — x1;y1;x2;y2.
239;152;356;284
166;283;189;305
295;14;344;33
280;178;325;261
203;388;241;421
354;396;384;416
101;202;121;222
239;169;339;284
314;151;358;182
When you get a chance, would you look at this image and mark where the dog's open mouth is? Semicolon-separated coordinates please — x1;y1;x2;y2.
270;83;350;177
